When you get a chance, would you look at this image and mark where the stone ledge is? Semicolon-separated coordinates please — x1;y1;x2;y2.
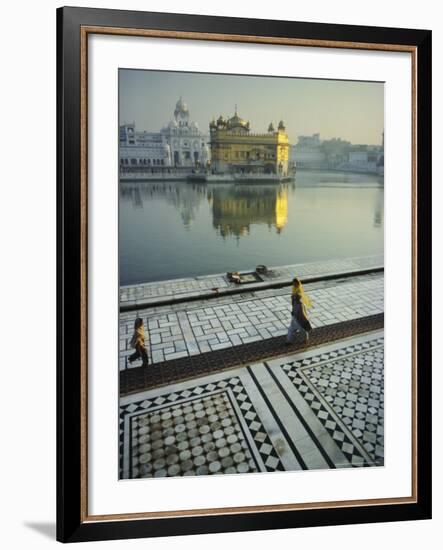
120;255;384;311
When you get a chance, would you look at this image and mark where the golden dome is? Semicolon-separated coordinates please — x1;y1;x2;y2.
227;114;249;131
225;106;249;130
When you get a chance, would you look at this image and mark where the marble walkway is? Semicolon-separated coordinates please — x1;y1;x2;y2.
120;331;384;479
120;272;383;370
120;255;383;309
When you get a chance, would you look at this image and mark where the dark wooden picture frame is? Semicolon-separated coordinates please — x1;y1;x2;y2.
57;6;432;543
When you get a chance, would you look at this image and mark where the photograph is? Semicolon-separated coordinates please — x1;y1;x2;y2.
118;69;385;480
53;4;432;542
0;0;434;544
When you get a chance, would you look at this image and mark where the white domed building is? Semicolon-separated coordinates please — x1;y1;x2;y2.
119;98;210;180
161;98;210;167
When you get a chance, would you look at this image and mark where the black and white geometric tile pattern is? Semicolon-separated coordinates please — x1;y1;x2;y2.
120;377;284;479
282;336;384;466
120;332;384;478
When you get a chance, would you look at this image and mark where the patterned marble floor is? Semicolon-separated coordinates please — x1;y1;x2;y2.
119;272;383;369
120;331;384;479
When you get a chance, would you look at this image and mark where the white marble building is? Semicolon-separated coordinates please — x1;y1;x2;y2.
119;98;210;174
120;123;171;169
161;97;210;167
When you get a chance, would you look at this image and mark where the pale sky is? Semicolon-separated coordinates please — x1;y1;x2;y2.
119;69;384;146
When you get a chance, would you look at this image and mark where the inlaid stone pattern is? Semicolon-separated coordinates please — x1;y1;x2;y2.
120;377;284;479
119;273;384;369
283;337;384;465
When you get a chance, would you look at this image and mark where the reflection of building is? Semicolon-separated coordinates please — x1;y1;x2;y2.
373;187;384;228
119;98;210;179
120;180;290;236
209;109;290;176
275;189;288;233
211;184;288;238
119;181;206;226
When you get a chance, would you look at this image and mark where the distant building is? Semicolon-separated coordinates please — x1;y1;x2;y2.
209;109;290;176
120;123;170;169
291;132;384;175
347;146;379;173
119;98;210;179
291;133;326;169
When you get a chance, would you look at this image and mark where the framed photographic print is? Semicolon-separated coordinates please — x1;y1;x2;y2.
57;6;432;543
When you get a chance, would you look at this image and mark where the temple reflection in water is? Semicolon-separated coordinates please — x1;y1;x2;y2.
119;181;207;227
210;185;288;238
119;174;384;285
119;181;289;236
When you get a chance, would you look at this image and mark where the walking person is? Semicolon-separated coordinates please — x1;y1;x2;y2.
128;317;149;367
286;277;313;345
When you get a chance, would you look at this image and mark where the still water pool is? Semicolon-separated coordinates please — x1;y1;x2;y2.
119;170;384;285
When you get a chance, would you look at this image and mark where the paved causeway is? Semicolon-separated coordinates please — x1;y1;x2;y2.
120;255;383;309
120;272;383;370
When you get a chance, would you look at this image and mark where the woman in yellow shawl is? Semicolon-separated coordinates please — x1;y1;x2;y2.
286;277;313;345
128;317;149;367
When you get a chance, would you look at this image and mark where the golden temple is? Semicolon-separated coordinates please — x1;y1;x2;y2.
209;108;290;177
